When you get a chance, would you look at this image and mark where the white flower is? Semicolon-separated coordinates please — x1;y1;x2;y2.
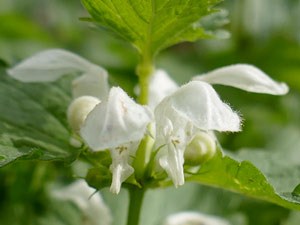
153;64;288;187
164;212;230;225
155;81;240;186
51;180;112;225
7;49;153;194
7;49;109;100
80;87;153;194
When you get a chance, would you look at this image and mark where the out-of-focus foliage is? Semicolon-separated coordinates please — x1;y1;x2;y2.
0;0;299;225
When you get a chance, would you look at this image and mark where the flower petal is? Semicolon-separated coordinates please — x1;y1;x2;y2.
72;70;109;100
148;70;178;109
7;49;109;99
67;96;101;133
8;49;93;82
51;180;112;225
159;142;185;187
193;64;289;95
109;141;139;194
164;212;230;225
155;81;241;132
80;87;153;150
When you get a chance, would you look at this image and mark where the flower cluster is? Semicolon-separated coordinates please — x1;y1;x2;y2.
8;49;289;194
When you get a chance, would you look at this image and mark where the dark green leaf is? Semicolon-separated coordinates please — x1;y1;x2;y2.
0;69;79;167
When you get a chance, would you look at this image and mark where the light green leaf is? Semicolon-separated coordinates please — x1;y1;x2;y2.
188;128;300;211
82;0;224;58
0;69;79;167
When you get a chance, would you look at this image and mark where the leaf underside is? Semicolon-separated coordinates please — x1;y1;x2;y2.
82;0;223;57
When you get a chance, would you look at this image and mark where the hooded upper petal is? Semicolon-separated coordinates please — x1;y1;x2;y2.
164;212;230;225
193;64;289;95
155;81;241;133
7;49;109;99
80;87;153;151
51;180;112;225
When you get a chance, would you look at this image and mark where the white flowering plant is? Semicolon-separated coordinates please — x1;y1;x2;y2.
1;0;300;225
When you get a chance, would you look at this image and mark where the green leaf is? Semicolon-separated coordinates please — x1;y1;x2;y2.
188;127;300;211
293;184;300;197
82;0;224;58
0;69;79;167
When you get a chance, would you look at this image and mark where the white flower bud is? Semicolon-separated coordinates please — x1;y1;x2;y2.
184;131;216;166
67;96;100;133
69;137;83;148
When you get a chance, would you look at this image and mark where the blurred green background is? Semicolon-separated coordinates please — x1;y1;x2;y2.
0;0;300;224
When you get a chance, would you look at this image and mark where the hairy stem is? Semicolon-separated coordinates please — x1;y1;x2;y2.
128;55;153;225
126;186;145;225
137;56;154;105
133;56;154;178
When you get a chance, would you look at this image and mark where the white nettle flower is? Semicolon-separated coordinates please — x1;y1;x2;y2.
80;87;153;194
155;81;240;186
51;180;112;225
152;64;288;187
164;212;230;225
8;49;153;194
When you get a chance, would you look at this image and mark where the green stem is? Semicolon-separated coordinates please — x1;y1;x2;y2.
126;186;145;225
133;56;154;178
136;56;154;105
128;55;153;225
